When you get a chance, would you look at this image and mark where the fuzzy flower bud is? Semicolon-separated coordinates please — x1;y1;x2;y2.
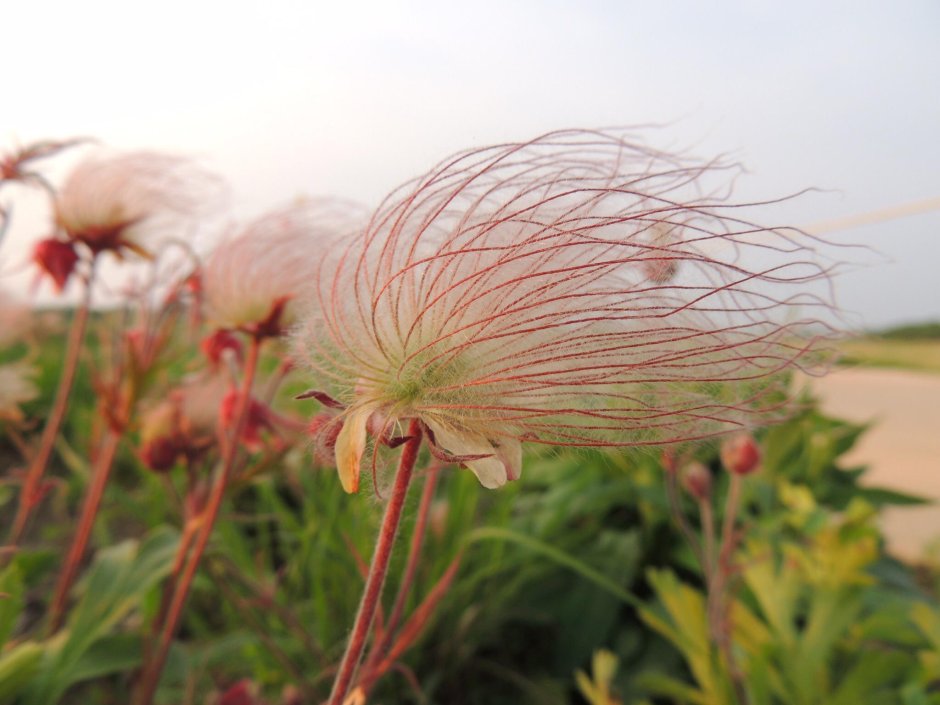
139;374;226;470
293;130;837;493
720;432;761;476
681;461;713;501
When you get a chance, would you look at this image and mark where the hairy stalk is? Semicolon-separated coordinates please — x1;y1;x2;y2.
328;420;422;705
8;269;94;545
663;464;704;566
699;498;717;584
147;516;199;661
709;473;748;705
47;428;122;632
134;336;261;705
361;463;440;685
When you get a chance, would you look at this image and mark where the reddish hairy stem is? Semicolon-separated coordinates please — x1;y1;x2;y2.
327;419;422;705
698;498;717;583
8;272;94;545
360;463;440;681
664;469;703;566
366;553;462;686
134;337;261;705
147;517;199;661
47;428;122;632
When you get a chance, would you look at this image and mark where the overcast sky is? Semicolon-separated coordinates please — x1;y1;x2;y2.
2;0;938;328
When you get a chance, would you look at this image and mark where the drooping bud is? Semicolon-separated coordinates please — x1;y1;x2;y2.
219;388;277;453
140;435;181;472
33;238;79;292
720;432;761;476
681;461;713;501
201;329;243;367
139;399;183;472
308;412;343;465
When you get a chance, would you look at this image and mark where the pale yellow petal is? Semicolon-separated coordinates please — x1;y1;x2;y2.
426;420;517;489
334;407;371;493
494;436;522;482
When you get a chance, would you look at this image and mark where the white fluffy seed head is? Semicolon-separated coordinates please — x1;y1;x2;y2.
202;199;364;332
55;150;220;257
293;129;839;490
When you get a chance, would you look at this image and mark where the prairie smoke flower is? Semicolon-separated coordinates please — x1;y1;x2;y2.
54;150;218;259
201;200;362;336
294;130;836;492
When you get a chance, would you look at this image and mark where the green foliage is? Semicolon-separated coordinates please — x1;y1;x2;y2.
1;529;178;704
876;321;940;341
4;316;940;704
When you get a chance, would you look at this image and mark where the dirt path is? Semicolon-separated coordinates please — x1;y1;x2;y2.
807;367;940;560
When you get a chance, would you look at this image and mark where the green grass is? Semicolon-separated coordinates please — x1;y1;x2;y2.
838;337;940;374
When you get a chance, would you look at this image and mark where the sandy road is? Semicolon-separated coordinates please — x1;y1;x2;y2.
806;367;940;559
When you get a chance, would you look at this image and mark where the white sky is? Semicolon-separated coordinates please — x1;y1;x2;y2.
2;0;938;328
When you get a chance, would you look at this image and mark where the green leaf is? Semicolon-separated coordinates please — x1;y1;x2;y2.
465;526;642;608
856;486;930;507
634;670;710;705
68;633;143;683
0;641;43;702
22;527;179;705
0;562;25;647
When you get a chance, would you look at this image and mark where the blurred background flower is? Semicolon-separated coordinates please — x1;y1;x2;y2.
201;199;362;335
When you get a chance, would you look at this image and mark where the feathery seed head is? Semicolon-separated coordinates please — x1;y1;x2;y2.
55;151;219;258
293;129;837;492
202;200;363;335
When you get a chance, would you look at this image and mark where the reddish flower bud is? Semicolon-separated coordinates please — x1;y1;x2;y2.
140;436;180;472
220;389;276;453
201;329;243;367
139;399;183;471
33;238;79;292
217;680;257;705
720;432;761;476
681;461;712;501
307;412;343;465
